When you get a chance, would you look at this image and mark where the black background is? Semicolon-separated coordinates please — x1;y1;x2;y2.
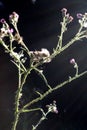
0;0;87;130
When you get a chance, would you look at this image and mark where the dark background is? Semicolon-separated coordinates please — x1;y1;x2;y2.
0;0;87;130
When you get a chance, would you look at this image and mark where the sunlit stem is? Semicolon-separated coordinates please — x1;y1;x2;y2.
56;17;66;50
32;110;50;130
33;67;52;90
11;63;22;130
74;63;79;77
22;70;87;110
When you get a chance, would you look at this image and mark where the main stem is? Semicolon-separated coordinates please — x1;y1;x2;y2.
11;112;20;130
11;64;33;130
11;63;22;130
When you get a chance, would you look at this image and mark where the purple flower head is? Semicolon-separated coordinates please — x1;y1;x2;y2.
61;8;67;15
77;13;83;19
10;28;14;33
70;58;76;65
7;28;14;34
0;18;6;24
61;8;73;24
9;11;19;24
12;12;19;18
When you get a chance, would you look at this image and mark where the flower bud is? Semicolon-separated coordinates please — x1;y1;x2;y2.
70;58;76;65
61;8;67;16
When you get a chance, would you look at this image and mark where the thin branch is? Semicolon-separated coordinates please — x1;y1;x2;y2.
51;31;87;60
11;63;22;130
11;60;24;72
21;108;44;113
56;17;66;50
21;70;87;110
34;67;52;90
32;110;50;130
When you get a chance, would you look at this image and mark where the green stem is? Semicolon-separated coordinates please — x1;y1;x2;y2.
32;117;45;130
32;110;50;130
11;112;20;130
34;67;52;90
56;17;66;50
21;108;44;113
22;70;87;110
11;66;33;130
51;31;87;60
11;63;22;130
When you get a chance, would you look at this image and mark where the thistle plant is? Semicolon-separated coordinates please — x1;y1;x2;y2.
0;8;87;130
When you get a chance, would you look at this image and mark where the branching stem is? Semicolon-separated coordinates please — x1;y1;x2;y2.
21;70;87;110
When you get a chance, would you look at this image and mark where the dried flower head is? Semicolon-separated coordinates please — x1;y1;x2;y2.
30;48;51;63
14;33;23;44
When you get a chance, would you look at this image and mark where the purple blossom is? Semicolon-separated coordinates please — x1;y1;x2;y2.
61;8;73;23
77;13;83;19
0;18;6;23
61;8;67;15
9;12;19;24
70;58;76;65
8;28;14;33
12;12;19;18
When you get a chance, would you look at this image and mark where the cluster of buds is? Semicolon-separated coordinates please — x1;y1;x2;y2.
61;8;73;24
0;19;13;39
30;48;51;63
9;11;19;25
0;12;20;41
46;100;58;114
77;12;87;28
